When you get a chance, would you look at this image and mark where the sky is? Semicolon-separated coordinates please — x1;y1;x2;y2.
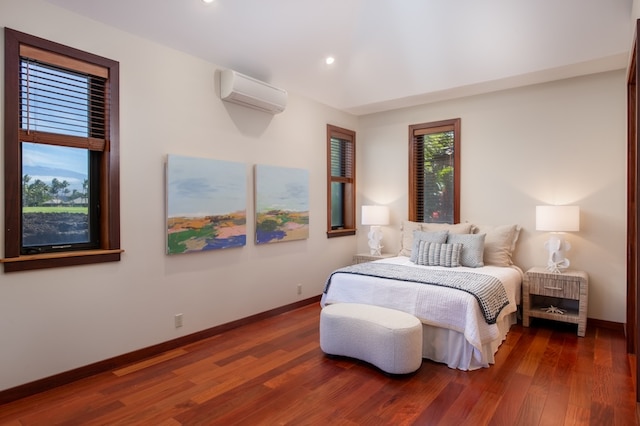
167;154;247;217
22;142;88;193
255;164;309;213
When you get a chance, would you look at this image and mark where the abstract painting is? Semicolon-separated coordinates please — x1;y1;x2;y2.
255;164;309;244
166;154;246;254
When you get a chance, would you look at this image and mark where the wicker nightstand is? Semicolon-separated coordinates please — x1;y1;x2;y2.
352;253;395;264
523;267;589;337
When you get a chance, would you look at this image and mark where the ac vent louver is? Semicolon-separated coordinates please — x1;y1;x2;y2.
219;69;287;114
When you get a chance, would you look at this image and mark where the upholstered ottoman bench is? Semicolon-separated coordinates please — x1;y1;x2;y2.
319;303;423;374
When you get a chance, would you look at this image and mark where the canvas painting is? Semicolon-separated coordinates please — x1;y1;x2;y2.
255;164;309;244
166;154;246;254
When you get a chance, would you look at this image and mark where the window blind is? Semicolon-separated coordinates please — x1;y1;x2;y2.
409;119;460;223
20;56;108;151
330;137;353;179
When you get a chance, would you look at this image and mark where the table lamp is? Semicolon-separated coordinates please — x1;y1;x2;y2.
536;205;580;273
361;205;390;256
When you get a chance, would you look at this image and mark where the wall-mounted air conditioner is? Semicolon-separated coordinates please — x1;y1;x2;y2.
219;69;287;114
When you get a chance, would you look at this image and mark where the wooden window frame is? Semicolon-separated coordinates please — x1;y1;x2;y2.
2;28;122;272
326;124;356;238
409;118;460;223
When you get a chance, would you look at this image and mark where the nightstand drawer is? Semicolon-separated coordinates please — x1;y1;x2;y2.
523;267;589;337
528;278;580;299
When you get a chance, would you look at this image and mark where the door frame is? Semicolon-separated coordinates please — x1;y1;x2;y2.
627;18;639;403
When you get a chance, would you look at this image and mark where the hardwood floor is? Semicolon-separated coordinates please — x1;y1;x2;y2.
0;302;637;425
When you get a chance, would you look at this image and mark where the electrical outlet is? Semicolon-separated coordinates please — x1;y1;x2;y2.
174;313;183;328
297;284;302;295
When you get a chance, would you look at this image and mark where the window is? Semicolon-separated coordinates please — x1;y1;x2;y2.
3;28;121;272
409;118;460;223
327;124;356;237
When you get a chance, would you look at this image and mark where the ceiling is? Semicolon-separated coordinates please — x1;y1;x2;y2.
46;0;634;115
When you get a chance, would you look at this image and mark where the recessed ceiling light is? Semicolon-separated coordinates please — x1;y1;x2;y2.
325;56;335;65
202;0;214;3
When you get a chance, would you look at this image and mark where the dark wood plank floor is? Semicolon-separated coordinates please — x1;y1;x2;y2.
0;303;637;425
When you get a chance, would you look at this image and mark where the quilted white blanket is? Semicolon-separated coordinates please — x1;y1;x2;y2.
320;256;523;353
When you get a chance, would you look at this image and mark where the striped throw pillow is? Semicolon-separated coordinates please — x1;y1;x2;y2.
414;241;462;267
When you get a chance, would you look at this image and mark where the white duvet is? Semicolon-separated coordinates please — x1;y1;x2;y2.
320;256;523;352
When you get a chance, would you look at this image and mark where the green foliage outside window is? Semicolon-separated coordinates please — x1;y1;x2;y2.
422;131;454;223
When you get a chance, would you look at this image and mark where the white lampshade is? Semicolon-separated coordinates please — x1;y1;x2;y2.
361;205;389;226
536;205;580;232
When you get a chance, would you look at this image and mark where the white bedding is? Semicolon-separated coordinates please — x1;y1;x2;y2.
320;256;523;370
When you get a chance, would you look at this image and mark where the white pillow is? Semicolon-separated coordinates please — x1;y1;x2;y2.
473;224;521;266
399;220;424;257
422;222;473;234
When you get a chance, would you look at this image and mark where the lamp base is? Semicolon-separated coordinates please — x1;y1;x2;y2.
367;225;383;257
544;235;571;273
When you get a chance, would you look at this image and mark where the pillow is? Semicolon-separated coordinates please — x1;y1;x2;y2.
473;224;521;266
422;222;473;235
414;241;462;267
446;233;485;267
398;221;473;257
399;220;424;257
409;230;449;263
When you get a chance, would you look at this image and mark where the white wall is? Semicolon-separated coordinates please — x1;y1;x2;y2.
0;0;359;391
358;70;627;325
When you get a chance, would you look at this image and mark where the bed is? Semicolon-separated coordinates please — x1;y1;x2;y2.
320;221;523;371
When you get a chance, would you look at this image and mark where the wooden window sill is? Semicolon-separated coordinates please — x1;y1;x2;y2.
1;249;124;272
327;229;356;238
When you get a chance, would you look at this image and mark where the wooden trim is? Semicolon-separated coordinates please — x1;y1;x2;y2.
4;29;21;259
0;296;321;405
636;18;640;401
630;18;640;403
326;124;333;234
2;250;123;272
106;63;121;249
628;27;637;357
19;130;106;151
408;118;460;223
326;228;356;238
413;125;454;136
1;249;124;263
3;28;121;270
8;28;117;71
20;44;108;78
326;124;356;236
587;317;626;333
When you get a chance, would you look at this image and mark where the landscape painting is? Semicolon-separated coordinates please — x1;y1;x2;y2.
255;164;309;244
166;155;246;254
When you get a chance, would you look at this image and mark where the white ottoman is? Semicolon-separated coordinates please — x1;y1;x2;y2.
319;303;423;374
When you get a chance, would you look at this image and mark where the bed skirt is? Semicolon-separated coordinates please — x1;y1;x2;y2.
422;311;517;370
